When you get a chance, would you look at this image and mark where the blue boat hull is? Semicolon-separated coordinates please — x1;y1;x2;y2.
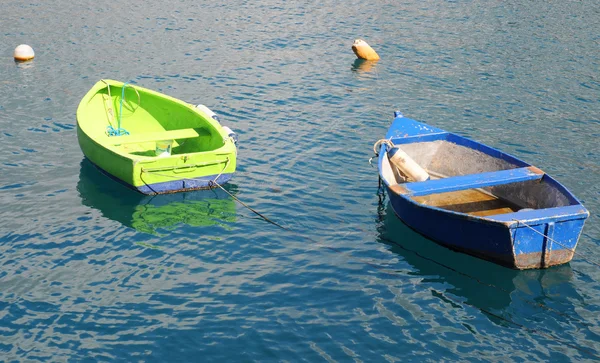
387;189;587;269
377;112;589;269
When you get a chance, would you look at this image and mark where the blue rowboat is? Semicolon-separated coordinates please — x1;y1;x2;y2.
375;112;589;269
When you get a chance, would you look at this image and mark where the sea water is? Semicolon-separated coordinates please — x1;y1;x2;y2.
0;0;599;361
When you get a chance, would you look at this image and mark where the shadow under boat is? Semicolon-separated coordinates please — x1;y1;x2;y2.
375;192;577;318
77;158;237;235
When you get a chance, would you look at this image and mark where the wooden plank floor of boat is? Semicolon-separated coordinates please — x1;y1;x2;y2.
411;189;520;217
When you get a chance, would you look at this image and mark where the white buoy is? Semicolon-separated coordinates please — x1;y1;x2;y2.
352;39;380;61
14;44;35;62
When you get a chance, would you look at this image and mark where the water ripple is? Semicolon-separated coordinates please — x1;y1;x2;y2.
1;0;600;361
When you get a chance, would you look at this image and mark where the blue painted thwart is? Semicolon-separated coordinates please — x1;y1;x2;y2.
377;112;589;269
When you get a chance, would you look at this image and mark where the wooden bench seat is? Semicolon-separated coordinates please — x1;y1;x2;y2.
109;128;199;145
391;166;544;197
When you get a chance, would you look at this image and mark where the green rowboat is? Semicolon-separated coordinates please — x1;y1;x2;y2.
76;79;237;194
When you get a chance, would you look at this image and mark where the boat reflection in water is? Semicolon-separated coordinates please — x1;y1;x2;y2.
77;159;237;235
375;193;578;320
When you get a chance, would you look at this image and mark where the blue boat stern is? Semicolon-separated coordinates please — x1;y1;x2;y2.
488;205;590;269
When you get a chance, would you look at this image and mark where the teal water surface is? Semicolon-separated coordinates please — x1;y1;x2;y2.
1;0;599;361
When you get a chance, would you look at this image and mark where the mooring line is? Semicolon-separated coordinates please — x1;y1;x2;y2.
215;179;596;330
212;179;600;359
219;183;598;359
208;180;289;230
209;181;417;275
216;178;594;324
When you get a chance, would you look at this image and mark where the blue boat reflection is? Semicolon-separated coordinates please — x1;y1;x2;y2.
376;191;578;320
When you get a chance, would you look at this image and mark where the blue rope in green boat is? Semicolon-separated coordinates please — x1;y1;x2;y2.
106;125;129;136
106;81;133;137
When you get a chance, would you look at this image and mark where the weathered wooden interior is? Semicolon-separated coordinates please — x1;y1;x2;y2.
381;140;574;217
411;188;521;217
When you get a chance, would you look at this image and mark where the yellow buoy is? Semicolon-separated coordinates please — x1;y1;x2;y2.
14;44;35;62
352;39;380;61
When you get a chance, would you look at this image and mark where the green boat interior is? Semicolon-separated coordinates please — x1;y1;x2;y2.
86;85;224;157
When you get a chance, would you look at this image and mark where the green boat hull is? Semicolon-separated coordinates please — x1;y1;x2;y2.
76;79;237;194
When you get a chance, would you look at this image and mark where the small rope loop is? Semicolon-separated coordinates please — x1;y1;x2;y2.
211;157;230;184
373;138;395;156
106;125;129;136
